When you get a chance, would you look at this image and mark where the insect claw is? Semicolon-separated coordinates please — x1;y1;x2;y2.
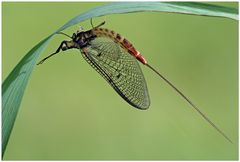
37;60;44;65
37;58;47;65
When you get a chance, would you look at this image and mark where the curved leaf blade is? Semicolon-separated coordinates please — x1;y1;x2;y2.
2;2;238;158
57;2;238;32
2;35;53;157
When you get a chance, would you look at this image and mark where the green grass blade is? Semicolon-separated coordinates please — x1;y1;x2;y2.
57;2;238;32
2;2;238;158
2;35;53;157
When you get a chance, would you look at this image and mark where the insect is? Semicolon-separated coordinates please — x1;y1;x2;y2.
37;19;232;143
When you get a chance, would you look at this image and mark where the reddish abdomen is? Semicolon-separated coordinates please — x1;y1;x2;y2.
93;28;147;65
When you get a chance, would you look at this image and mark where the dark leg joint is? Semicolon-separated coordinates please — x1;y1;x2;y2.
37;41;68;65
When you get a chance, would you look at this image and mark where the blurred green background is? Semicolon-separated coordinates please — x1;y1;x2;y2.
2;2;238;160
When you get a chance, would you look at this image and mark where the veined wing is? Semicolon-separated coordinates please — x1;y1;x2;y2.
81;37;150;109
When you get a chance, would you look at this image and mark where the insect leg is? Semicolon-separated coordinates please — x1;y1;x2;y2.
37;41;68;65
90;18;105;29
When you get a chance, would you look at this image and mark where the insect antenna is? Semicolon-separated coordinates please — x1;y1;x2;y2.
145;63;233;143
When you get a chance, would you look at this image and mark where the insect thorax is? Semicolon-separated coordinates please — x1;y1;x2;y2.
74;30;97;48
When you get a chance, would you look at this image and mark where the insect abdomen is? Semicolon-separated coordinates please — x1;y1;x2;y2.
93;28;147;64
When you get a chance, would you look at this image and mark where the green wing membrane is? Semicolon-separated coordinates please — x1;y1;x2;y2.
81;37;150;109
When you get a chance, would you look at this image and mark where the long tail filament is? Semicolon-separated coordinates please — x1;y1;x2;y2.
146;64;232;143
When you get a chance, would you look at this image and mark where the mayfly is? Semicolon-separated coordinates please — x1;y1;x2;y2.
37;20;232;143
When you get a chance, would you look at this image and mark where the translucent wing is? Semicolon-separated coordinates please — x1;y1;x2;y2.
81;37;150;109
